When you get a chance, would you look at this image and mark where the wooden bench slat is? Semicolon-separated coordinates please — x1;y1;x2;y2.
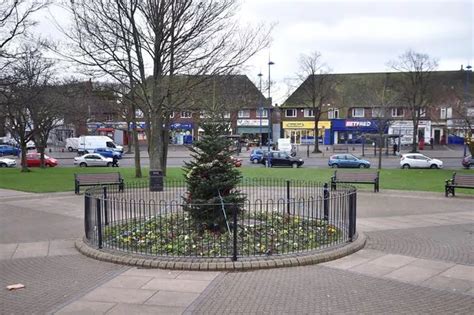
74;172;124;194
331;171;379;192
445;173;474;197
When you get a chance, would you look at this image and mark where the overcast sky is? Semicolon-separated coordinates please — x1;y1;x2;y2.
35;0;473;104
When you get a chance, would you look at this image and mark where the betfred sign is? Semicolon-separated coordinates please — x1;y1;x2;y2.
345;121;372;127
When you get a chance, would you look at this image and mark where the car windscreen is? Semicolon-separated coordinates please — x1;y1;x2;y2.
106;142;116;148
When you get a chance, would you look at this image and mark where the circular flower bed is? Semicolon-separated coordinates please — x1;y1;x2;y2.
103;211;341;257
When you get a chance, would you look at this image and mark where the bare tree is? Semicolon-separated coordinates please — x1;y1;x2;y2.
296;51;337;153
390;50;438;152
57;0;270;176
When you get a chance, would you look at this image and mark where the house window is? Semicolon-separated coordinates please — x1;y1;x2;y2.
467;107;474;117
304;109;314;117
420;109;426;118
238;110;250;118
446;107;452;119
223;112;231;119
285;109;297;117
256;108;268;118
372;108;385;118
352;108;365;118
328;108;339;119
440;107;447;119
391;108;404;117
181;111;192;118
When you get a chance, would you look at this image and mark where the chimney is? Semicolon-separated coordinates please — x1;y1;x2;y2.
461;65;464;71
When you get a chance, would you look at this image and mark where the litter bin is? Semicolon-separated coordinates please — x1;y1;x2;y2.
149;169;164;192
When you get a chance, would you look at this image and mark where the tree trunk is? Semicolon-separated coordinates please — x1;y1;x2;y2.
377;137;383;169
148;111;164;172
20;143;29;172
130;102;142;178
312;115;321;153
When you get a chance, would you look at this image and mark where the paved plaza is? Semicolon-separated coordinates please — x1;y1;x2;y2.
0;187;473;314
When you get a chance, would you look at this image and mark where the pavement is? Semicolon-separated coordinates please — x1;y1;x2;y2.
0;188;473;314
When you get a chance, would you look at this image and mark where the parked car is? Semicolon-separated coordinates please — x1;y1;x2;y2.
0;157;17;168
462;155;473;169
93;148;122;159
231;156;242;167
74;153;115;167
328;154;371;168
249;148;270;164
0;145;20;156
400;153;443;169
262;151;304;168
24;152;58;167
78;136;123;154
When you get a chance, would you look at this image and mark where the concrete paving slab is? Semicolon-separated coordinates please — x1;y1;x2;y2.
55;300;116;314
141;279;211;293
12;241;49;259
121;268;182;279
349;262;395;277
102;275;154;289
106;303;185;315
408;258;455;271
440;265;474;282
82;287;156;304
320;255;371;270
384;265;443;284
0;243;17;260
369;254;417;269
351;249;386;260
176;271;220;281
145;291;200;307
422;275;474;294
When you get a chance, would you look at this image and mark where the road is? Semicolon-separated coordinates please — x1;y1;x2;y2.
5;146;468;169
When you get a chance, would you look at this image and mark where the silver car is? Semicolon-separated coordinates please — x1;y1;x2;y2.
74;153;115;167
0;157;16;167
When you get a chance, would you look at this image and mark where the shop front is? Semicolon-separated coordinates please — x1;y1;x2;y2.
331;119;380;144
388;120;432;143
282;121;331;145
170;122;193;144
236;119;270;146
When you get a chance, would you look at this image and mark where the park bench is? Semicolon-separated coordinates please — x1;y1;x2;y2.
333;145;349;153
331;170;380;192
74;172;124;194
445;173;474;197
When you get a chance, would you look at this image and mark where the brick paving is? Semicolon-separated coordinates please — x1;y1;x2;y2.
0;255;127;314
186;265;474;314
366;224;474;265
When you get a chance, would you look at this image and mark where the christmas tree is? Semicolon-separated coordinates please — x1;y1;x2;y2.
183;120;246;231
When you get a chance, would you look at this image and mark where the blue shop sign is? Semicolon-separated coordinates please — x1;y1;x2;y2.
170;122;193;130
331;119;379;132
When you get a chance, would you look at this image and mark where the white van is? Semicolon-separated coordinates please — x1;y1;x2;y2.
65;138;80;152
78;136;124;154
277;138;295;155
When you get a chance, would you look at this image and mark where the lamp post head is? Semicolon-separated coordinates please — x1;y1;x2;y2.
268;61;275;66
466;65;472;71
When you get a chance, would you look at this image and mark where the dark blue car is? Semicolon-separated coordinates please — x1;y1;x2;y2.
93;148;122;159
328;154;371;168
0;145;20;157
250;148;270;164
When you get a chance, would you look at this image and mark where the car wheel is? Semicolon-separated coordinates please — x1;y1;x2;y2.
79;162;87;167
359;164;365;168
107;162;112;167
68;147;73;152
292;162;298;168
45;164;51;167
430;164;438;169
252;159;258;164
364;164;370;168
331;164;338;168
0;163;7;167
402;164;410;169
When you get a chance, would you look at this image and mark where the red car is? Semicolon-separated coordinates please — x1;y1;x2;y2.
24;152;58;167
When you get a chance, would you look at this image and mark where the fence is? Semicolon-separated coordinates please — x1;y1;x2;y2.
84;178;357;261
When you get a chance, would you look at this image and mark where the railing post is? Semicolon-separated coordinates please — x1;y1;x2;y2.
349;189;357;241
286;180;291;215
323;183;329;221
84;193;90;239
232;204;238;261
96;197;103;249
103;186;108;226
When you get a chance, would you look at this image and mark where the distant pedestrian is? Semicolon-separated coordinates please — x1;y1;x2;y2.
112;155;119;167
392;143;398;156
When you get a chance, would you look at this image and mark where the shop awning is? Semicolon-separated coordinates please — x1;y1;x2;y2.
237;127;270;134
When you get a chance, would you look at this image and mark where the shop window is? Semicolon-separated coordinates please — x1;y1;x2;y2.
256;108;268;118
304;109;314;117
391;108;404;117
352;108;365;118
285;109;296;117
238;110;250;118
328;108;339;119
181;111;192;118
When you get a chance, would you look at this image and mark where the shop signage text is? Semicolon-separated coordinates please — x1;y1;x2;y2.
237;119;269;126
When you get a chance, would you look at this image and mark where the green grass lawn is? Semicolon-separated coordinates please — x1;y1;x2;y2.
0;166;472;194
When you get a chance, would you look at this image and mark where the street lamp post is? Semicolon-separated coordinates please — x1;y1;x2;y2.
464;65;472;157
267;60;275;167
258;73;263;149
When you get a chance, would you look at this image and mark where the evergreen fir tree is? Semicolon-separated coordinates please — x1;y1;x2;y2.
183;119;246;231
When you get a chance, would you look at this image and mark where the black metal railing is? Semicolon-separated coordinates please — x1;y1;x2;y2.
84;178;357;260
